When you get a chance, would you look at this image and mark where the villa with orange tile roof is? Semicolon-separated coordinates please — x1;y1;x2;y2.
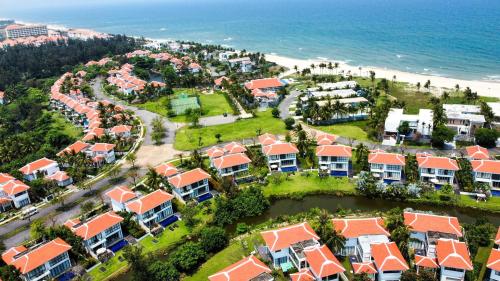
315;133;337;146
471;159;500;194
332;217;390;261
64;211;124;257
2;238;72;281
466;145;490;160
208;255;273;281
244;78;285;91
290;269;315;281
436;239;473;281
19;158;60;182
213;76;229;90
303;245;345;281
105;185;137;212
212;153;251;178
487;229;500;281
168;168;211;203
370;242;409;281
368;150;405;182
155;163;179;179
261;222;320;270
261;139;299;172
109;124;132;138
0;176;31;211
45;171;73;187
414;254;439;275
316;145;352;176
88;143;116;164
125;189;175;230
57;141;90;157
417;153;459;186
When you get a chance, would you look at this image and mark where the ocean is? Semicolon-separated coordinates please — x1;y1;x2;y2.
1;0;500;81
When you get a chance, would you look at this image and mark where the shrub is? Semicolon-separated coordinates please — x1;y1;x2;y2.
284;117;295;129
171;242;206;273
475;128;498;148
200;226;228;253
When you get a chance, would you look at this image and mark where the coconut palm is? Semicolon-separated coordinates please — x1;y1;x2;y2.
145;167;162;190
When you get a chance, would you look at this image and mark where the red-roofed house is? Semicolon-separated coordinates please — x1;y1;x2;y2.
332;218;390;260
244;78;285;91
19;158;60;181
368;150;405;182
109;125;132;138
471;160;500;193
125;190;175;230
259;133;277;146
105;186;137;212
466;145;489;160
315;133;337;146
0;178;31;210
168;168;211;203
290;269;315;281
262;141;299;172
212;153;251;177
2;238;72;281
436;239;473;280
213;76;229;90
45;171;73;187
417;153;459;186
155;163;179;178
89;143;116;164
223;142;247;155
487;248;500;281
352;262;377;280
261;222;320;270
316;145;352;176
303;245;345;281
371;242;409;280
65;211;124;256
208;255;273;281
57;141;90;157
414;255;438;275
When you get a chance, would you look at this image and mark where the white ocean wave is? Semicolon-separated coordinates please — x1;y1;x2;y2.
159;27;167;31
223;37;233;41
396;54;404;58
317;57;329;61
483;75;500;82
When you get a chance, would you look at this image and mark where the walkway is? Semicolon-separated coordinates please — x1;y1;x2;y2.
279;90;301;119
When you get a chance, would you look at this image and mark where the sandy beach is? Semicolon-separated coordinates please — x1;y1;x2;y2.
266;54;500;98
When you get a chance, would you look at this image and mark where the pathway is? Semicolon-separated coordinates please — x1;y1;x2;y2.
279;90;301;119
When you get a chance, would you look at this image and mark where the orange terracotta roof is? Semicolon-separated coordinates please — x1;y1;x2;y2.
417;155;459;170
371;242;409;272
261;222;319;252
403;212;462;237
110;125;132;134
105;186;137;203
0;173;15;184
65;212;123;240
495;227;500;245
466;145;489;160
332;218;389;238
91;143;115;152
290;269;315;281
258;133;277;146
436;239;473;270
1;180;29;196
487;248;500;271
46;171;70;182
5;238;71;274
57;141;90;156
244;78;284;90
19;158;57;175
415;255;438;268
213;153;251;169
126;190;174;215
316;133;337;145
316;145;352;157
352;262;378;274
471;160;500;174
82;128;105;141
155;163;179;178
168;168;210;189
368;152;405;166
304;245;345;277
208;255;271;281
206;146;226;159
214;76;229;86
2;245;27;264
223;142;247;154
262;142;299;156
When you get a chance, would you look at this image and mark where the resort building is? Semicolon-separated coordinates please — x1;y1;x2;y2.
251;88;279;107
244;78;285;107
383;108;433;146
105;185;137;212
260;222;320;270
19;158;60;182
168;168;211;203
213;76;229;90
443;104;485;140
435;239;473;281
465;145;490;160
262;141;299;172
125;189;175;230
315;133;337;146
316;144;352;176
155;162;179;179
416;153;459;187
4;24;48;39
312;97;370;124
290;269;316;281
228;57;253;73
45;171;73;187
370;242;409;281
471;160;500;193
305;88;358;100
303;245;345;281
109;125;132;138
57;141;90;157
208;255;273;281
0;175;31;210
212;153;251;178
368;150;405;183
332;218;390;262
1;238;72;281
88;143;116;164
487;228;500;281
64;212;124;257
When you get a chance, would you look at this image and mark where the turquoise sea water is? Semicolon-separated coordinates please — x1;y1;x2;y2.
1;0;500;81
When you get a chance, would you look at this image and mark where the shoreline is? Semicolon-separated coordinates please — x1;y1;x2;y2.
266;54;500;98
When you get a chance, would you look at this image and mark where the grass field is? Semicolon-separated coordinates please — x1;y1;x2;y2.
314;120;369;141
49;111;83;139
263;172;356;198
174;110;287;150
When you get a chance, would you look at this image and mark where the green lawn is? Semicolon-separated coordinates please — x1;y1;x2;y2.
136;96;169;117
475;244;493;281
263;172;356;198
174;110;287;151
49;111;83;139
314;120;369;141
88;252;128;281
459;194;500;213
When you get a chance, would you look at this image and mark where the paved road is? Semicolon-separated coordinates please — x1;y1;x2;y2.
279;90;301;119
199;114;238;126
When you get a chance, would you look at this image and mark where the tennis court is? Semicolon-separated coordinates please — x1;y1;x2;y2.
171;93;200;115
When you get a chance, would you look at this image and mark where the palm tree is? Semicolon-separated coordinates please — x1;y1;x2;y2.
328;62;333;74
310;64;316;74
416;82;421;92
331;100;347;120
334;62;339;75
442;91;449;101
294;65;299;74
145;167;162;190
316;210;346;253
358;66;362;76
369;71;376;88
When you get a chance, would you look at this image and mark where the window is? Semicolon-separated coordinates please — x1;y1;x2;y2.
49;253;68;267
386;165;401;171
444;267;464;273
49;260;71;277
371;164;383;170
